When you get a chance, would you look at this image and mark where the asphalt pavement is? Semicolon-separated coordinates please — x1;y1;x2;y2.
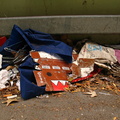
0;90;120;120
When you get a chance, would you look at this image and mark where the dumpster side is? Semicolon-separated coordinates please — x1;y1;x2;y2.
0;0;120;17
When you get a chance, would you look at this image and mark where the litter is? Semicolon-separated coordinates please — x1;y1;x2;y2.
0;25;120;103
84;90;97;97
36;94;49;99
71;58;95;78
7;94;17;99
0;54;2;68
0;69;10;89
98;92;111;95
0;37;7;46
2;98;19;106
76;42;118;69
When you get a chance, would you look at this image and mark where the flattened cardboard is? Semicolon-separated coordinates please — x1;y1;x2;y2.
33;70;68;91
71;58;95;78
78;58;95;68
31;51;71;91
50;59;71;73
72;54;78;61
33;55;71;73
30;51;40;59
71;63;81;77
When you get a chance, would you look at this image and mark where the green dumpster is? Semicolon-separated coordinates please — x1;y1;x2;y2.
0;0;120;44
0;0;120;17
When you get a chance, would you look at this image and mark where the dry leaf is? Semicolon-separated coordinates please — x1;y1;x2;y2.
113;117;117;120
2;98;19;106
3;94;13;98
84;90;97;97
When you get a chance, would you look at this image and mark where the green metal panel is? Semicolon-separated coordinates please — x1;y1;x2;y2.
0;0;120;17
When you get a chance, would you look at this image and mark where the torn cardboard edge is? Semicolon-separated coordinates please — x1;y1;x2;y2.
30;51;101;91
30;51;71;91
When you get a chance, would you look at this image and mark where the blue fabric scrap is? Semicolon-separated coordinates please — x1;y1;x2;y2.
0;25;72;100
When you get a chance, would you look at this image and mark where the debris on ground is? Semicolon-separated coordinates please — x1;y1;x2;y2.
0;36;7;47
0;25;120;106
2;97;19;106
84;90;97;97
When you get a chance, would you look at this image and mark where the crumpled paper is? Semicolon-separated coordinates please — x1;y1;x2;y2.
0;54;2;69
0;69;10;89
77;42;117;63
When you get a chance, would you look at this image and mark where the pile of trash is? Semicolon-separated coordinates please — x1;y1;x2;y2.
0;25;120;106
